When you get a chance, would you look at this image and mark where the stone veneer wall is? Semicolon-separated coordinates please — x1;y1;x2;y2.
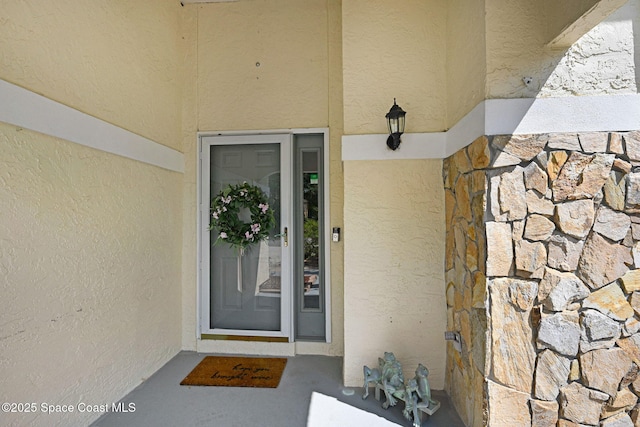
444;131;640;426
443;136;489;427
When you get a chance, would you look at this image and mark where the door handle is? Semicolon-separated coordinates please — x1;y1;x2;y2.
283;227;289;247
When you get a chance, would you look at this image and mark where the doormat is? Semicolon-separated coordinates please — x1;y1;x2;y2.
180;356;287;388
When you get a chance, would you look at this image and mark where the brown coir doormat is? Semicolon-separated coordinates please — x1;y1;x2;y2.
180;356;287;388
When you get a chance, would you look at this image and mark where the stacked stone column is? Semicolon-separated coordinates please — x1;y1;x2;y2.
444;131;640;426
443;136;490;426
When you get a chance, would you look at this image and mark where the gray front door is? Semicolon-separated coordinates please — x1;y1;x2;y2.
201;134;292;338
200;132;328;342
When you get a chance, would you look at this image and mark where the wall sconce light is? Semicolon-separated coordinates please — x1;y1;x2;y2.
385;98;406;150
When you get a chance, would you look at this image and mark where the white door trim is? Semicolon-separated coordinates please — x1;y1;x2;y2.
198;133;292;339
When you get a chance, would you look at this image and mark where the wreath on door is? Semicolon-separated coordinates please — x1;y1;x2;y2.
209;182;275;293
209;182;275;251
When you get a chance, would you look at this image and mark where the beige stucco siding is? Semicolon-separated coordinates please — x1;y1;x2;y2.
486;0;639;98
196;0;329;131
446;0;487;128
342;0;447;134
0;0;182;151
343;159;446;388
0;1;183;425
0;124;183;426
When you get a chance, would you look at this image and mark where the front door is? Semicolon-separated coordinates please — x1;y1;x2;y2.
200;134;292;338
199;132;328;342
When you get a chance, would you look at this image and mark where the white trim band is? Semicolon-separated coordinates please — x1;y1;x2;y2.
342;94;640;161
0;79;184;173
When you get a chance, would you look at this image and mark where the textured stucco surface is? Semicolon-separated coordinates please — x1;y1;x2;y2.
343;160;446;388
0;0;182;151
342;0;447;134
196;0;329;131
545;0;629;48
323;0;346;357
544;0;600;42
182;0;344;356
180;5;199;353
540;1;639;97
485;0;561;99
340;0;639;134
446;0;487;128
0;124;183;427
486;0;639;99
0;2;183;425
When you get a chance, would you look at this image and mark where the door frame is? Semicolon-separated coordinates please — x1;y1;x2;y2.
196;128;331;344
199;133;293;339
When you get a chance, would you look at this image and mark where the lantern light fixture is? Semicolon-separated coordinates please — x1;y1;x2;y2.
385;98;406;150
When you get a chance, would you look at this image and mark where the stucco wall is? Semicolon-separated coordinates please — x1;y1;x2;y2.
342;0;447;134
486;0;639;99
341;0;448;390
544;0;600;42
181;0;344;356
180;4;200;352
343;160;446;388
0;1;183;425
196;0;328;131
443;0;639;122
540;0;639;97
0;0;182;151
446;0;487;128
0;125;183;426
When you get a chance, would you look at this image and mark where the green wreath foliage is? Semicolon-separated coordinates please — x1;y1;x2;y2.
209;182;275;250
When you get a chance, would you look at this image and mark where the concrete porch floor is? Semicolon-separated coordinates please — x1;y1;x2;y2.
91;351;466;427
